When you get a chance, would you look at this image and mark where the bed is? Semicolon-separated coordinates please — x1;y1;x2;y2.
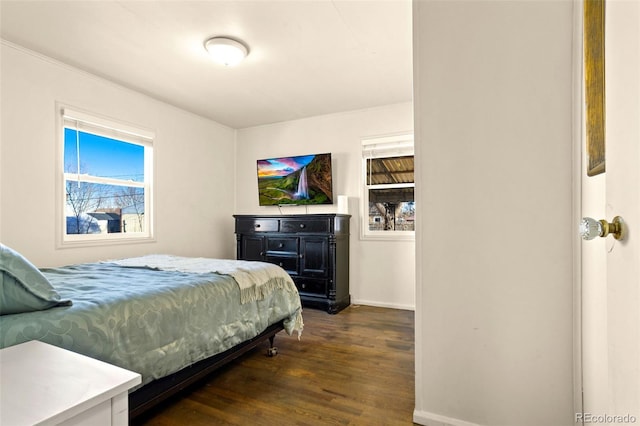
0;245;303;419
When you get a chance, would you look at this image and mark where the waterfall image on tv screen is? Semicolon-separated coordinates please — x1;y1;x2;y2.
257;153;333;206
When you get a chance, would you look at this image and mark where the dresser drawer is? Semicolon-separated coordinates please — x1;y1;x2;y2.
294;278;327;296
236;218;279;233
266;237;298;253
265;255;298;275
280;218;329;233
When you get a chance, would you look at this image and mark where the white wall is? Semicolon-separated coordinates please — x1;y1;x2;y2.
413;1;574;425
0;42;237;267
235;103;415;310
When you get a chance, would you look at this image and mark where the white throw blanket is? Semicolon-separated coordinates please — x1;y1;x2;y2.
108;254;298;305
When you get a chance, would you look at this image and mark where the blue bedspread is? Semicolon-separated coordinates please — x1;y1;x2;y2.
0;262;303;387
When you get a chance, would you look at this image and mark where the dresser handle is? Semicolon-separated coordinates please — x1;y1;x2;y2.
279;262;284;267
255;224;261;228
278;243;284;248
301;283;306;289
299;223;305;229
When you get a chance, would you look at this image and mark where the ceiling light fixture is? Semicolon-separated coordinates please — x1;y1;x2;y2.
204;37;249;67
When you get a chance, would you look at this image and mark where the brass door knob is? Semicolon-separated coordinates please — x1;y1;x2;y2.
580;216;625;240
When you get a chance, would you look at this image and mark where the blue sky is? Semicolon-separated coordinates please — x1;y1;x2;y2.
64;129;144;181
257;154;315;178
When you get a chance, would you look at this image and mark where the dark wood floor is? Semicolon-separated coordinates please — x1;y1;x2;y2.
133;305;415;425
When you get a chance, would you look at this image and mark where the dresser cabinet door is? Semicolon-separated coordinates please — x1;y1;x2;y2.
241;236;265;261
300;237;329;278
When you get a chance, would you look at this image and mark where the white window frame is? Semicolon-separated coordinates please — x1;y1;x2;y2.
56;106;155;247
361;133;415;241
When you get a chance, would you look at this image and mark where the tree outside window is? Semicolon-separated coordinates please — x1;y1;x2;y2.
60;108;153;245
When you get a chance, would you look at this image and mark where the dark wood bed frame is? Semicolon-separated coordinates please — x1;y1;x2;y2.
129;321;284;420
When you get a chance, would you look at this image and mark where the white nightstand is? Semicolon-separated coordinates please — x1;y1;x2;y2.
0;340;141;426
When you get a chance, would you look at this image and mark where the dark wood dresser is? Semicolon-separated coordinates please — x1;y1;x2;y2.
234;214;350;314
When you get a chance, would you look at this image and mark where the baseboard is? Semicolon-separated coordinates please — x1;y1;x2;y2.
350;299;415;311
413;410;482;426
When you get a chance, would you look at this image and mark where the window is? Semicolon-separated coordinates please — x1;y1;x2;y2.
59;108;154;245
361;133;414;240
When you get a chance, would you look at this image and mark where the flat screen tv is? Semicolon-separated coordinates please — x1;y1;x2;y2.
257;153;333;206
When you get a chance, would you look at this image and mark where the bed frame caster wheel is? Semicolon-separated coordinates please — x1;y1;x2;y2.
267;347;278;357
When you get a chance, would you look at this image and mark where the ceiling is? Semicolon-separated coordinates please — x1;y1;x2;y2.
0;0;413;129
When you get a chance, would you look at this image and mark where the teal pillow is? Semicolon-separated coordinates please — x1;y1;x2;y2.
0;244;71;315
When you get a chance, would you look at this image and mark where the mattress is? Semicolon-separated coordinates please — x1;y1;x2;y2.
0;259;303;388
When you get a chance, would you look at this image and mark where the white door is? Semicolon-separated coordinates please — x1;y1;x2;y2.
581;0;640;421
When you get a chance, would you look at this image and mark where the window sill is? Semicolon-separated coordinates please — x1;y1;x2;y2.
57;235;156;249
360;232;415;242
